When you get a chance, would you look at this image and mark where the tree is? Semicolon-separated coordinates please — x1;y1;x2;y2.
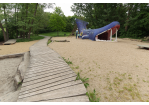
49;7;66;36
49;13;66;36
0;3;54;41
71;3;127;36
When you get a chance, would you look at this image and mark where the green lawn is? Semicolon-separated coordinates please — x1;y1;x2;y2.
40;32;72;37
16;35;44;42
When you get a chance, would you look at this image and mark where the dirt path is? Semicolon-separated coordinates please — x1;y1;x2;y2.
49;36;149;102
0;40;39;55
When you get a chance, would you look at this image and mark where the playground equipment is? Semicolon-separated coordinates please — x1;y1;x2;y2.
75;18;120;41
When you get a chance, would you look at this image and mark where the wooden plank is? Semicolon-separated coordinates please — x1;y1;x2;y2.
20;75;77;93
25;65;70;75
22;73;76;87
138;45;149;48
28;61;67;68
3;39;16;45
25;65;71;74
25;67;72;78
17;84;87;102
29;59;64;66
30;53;62;59
24;69;75;82
19;80;82;99
27;64;68;70
30;58;64;64
28;63;67;69
40;96;89;102
27;64;69;72
30;57;64;62
20;77;77;95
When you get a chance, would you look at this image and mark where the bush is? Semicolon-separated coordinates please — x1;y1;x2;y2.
16;35;44;42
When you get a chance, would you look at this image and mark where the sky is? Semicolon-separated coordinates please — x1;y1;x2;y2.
43;0;147;17
44;3;74;17
3;0;147;17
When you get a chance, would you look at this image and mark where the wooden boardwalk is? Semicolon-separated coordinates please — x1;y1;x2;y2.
3;39;16;45
17;36;89;102
138;45;149;50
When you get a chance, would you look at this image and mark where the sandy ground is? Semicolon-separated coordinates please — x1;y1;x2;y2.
49;36;149;102
0;40;39;55
0;40;39;102
0;57;22;102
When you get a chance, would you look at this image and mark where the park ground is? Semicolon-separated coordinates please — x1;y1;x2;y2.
0;35;149;102
0;40;39;101
0;40;39;55
49;36;149;102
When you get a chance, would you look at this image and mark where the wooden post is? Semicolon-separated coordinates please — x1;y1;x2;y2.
110;29;112;41
115;28;117;41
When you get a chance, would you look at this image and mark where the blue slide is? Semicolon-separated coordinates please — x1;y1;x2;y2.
75;19;120;41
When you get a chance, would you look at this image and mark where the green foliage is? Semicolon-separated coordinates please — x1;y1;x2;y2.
16;35;44;42
62;57;72;65
75;71;98;101
71;3;149;39
49;7;66;36
0;3;54;41
86;89;100;102
40;32;71;37
18;81;22;85
47;39;52;45
76;72;89;88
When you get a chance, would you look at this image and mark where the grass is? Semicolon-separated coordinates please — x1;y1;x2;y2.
47;39;52;45
75;66;79;69
40;32;71;37
18;81;22;85
16;35;44;42
76;72;89;88
62;57;72;65
86;89;100;102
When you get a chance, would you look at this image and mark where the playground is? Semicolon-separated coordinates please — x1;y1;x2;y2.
49;36;149;102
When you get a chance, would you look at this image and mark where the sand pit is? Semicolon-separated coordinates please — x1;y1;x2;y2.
49;36;149;102
0;40;39;55
0;57;22;102
0;40;39;102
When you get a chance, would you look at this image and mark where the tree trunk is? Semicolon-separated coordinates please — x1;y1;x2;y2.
3;4;8;41
25;32;28;38
24;3;28;38
6;28;9;40
15;3;18;38
0;22;7;42
20;32;22;38
125;4;131;31
23;30;25;38
28;3;38;39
